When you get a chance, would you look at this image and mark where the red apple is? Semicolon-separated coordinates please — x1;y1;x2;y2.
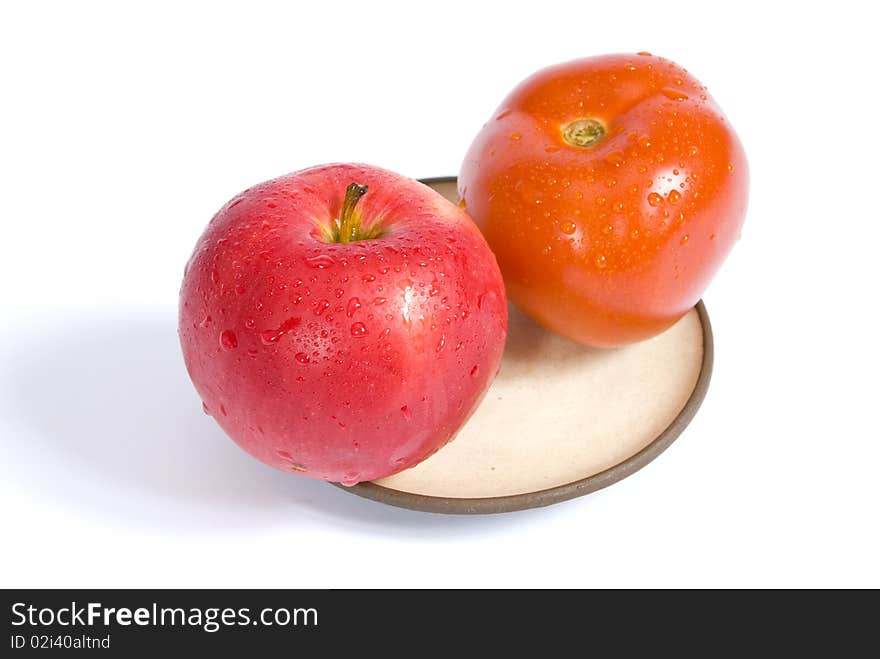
179;164;507;485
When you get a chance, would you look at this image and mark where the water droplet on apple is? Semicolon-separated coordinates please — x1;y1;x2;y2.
306;254;334;268
219;330;238;350
350;322;368;337
259;316;302;344
202;401;211;415
340;474;361;487
346;297;361;317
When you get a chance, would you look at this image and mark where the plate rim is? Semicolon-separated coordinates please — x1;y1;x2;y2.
332;176;714;514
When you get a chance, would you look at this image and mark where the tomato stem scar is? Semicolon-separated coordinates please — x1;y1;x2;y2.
562;118;606;147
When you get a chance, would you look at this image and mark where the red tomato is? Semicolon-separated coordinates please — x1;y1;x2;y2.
459;53;748;346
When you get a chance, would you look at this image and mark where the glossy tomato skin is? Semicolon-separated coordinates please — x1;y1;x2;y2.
179;164;507;485
460;53;748;346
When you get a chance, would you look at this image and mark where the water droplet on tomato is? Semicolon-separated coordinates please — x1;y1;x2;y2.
710;233;717;241
595;254;607;268
605;151;626;167
350;322;368;337
667;190;682;205
510;133;522;140
647;192;664;207
661;88;689;101
219;330;238;350
680;234;690;245
436;335;446;353
346;297;361;317
294;352;310;364
560;221;577;235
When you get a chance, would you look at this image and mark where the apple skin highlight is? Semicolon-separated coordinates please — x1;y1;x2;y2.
179;164;508;485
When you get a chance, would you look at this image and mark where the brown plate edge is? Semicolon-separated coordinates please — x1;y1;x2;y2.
331;176;715;515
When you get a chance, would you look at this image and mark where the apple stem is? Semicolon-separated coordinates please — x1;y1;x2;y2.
337;182;369;243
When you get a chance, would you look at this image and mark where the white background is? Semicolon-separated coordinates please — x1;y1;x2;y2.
1;1;878;588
